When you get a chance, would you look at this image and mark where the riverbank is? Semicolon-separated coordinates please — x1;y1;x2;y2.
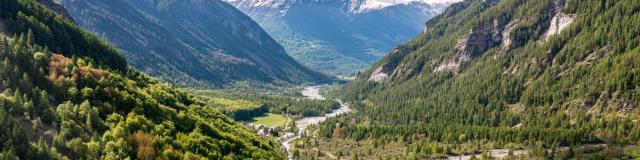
282;85;351;160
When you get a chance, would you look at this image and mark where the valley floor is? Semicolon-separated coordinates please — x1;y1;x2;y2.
282;85;352;160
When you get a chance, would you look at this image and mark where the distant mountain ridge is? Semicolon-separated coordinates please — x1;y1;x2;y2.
227;0;455;14
61;0;331;88
226;0;459;75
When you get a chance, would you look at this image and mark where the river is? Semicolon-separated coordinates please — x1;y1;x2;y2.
282;85;351;160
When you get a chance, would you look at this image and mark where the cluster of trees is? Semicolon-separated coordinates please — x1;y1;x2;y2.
0;0;128;71
318;0;640;158
0;0;284;158
198;96;269;120
191;89;341;120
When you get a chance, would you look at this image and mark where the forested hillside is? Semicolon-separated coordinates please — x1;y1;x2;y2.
308;0;640;159
60;0;332;88
0;0;283;159
0;0;127;71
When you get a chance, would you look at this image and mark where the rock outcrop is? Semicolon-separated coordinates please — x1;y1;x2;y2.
369;65;394;82
543;0;575;40
543;13;575;40
434;18;505;73
502;20;520;51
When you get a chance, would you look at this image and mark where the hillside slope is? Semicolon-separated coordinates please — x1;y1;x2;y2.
0;0;283;159
226;0;458;75
334;0;639;157
61;0;331;88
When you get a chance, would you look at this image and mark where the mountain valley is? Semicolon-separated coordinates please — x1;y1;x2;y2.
0;0;639;159
226;0;460;75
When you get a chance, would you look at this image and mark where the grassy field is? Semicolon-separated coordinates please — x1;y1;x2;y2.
250;113;289;128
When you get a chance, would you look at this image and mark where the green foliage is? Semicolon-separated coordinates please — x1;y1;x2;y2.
332;0;640;153
0;34;283;159
251;113;289;128
0;3;284;158
0;0;128;71
191;89;341;120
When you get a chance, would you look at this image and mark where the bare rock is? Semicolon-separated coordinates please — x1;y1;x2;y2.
369;64;394;82
543;13;575;40
434;18;505;73
502;20;520;51
543;0;575;40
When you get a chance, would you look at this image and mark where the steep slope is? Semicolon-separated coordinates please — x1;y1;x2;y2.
61;0;331;88
334;0;639;157
226;0;459;75
0;0;283;159
36;0;75;22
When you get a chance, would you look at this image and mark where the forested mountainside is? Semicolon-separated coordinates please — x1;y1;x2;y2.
315;0;639;158
60;0;331;88
226;0;458;75
0;0;283;159
35;0;74;22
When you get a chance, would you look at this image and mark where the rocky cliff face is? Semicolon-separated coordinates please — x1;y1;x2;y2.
225;0;459;75
432;18;505;73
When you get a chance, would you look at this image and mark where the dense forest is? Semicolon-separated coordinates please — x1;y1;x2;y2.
0;0;283;159
300;0;640;159
0;0;127;71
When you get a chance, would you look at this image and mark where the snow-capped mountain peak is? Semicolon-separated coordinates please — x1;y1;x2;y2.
354;0;461;13
225;0;461;14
